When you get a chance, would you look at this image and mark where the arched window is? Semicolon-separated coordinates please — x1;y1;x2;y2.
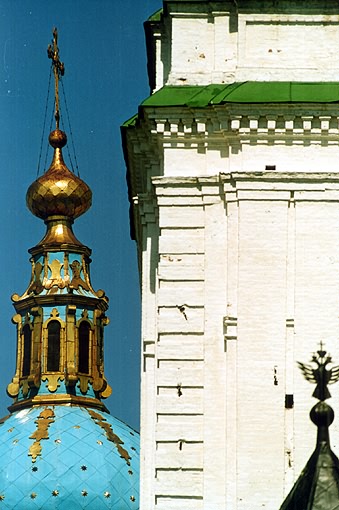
78;322;90;374
97;325;103;365
47;320;61;372
22;324;32;377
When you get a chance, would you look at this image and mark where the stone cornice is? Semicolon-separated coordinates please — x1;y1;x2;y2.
8;394;109;413
222;171;339;184
152;172;339;202
12;293;109;313
124;105;339;236
143;106;339;142
124;106;339;195
153;171;339;186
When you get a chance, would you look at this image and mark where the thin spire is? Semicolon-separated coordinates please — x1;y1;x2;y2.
26;27;92;234
47;27;65;129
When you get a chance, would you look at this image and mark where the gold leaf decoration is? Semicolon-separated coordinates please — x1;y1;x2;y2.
92;376;104;392
27;261;44;295
87;409;131;465
41;375;64;392
69;260;89;291
100;382;112;399
6;382;19;398
78;376;90;394
28;407;55;462
21;379;30;398
45;259;64;290
29;442;42;460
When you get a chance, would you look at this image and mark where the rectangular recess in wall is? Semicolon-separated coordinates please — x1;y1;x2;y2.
285;394;294;409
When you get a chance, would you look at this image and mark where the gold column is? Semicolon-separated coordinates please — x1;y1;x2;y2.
6;314;22;398
65;304;77;386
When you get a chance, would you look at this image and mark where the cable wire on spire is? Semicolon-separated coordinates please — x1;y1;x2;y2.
60;78;80;177
42;98;55;172
36;66;53;177
45;28;80;177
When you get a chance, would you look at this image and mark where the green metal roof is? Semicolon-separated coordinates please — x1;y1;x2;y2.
141;82;339;108
122;113;138;128
147;8;163;22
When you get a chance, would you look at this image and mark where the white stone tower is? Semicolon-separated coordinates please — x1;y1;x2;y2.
122;1;339;508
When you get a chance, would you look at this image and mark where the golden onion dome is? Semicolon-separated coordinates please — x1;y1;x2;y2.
26;129;92;220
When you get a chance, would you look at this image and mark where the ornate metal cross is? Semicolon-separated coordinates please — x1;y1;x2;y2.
47;28;65;129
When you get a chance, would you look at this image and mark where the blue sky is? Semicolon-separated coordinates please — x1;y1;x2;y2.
0;0;161;430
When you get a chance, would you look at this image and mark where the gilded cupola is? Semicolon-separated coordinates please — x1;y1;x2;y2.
0;28;139;509
26;128;92;222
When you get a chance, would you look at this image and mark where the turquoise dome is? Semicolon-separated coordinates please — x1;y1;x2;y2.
0;405;139;509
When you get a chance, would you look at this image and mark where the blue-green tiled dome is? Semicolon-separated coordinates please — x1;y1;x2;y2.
0;405;139;509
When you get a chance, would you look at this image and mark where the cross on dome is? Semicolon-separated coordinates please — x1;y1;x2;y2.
47;27;65;129
26;29;92;234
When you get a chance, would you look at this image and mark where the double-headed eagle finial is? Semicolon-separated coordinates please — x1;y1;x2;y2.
298;342;339;401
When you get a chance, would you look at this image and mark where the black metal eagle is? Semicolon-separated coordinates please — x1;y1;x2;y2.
297;343;339;401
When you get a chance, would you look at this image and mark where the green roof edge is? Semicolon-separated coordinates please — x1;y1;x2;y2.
139;82;339;108
122;82;339;129
147;8;163;22
122;113;138;128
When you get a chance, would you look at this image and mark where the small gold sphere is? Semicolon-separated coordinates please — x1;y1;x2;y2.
49;129;67;148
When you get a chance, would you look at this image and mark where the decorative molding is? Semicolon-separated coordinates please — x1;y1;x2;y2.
146;109;339;144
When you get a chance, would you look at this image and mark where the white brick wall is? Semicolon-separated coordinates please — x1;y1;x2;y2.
126;2;339;509
134;170;339;510
150;2;339;88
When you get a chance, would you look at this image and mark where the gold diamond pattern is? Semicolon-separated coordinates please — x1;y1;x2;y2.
26;147;92;221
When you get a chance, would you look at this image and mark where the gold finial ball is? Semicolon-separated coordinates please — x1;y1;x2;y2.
49;129;67;148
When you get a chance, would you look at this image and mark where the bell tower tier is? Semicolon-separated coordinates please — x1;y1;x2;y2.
7;241;111;411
